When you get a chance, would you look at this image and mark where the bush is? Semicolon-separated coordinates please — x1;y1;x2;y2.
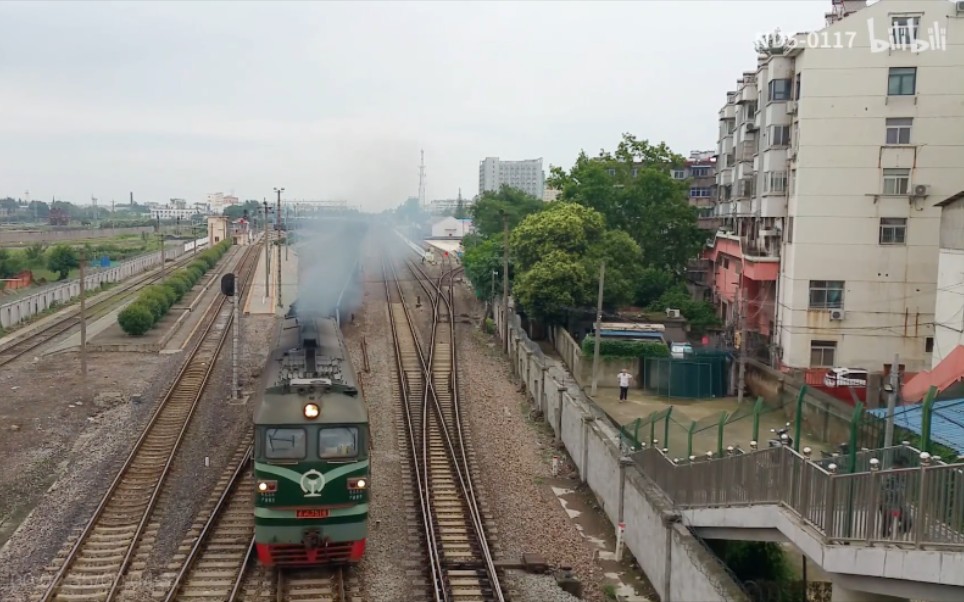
580;337;671;359
483;318;495;334
118;303;155;336
116;239;232;336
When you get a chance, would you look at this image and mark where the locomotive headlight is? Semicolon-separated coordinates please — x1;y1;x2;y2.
303;403;320;419
348;477;368;490
257;480;277;493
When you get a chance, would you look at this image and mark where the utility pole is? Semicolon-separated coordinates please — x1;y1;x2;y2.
263;199;270;302
884;353;900;448
233;274;240;399
157;216;166;280
79;250;88;391
274;187;284;308
737;287;747;404
590;260;606;396
501;210;509;352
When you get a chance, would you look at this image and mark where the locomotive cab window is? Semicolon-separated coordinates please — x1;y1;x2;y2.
264;428;307;460
319;427;359;459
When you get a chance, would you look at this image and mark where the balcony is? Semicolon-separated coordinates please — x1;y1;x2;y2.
737;140;756;163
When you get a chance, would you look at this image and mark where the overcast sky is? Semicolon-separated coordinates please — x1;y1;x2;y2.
0;0;830;212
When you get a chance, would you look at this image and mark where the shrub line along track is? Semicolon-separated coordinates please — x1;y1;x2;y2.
383;249;505;602
35;243;260;602
0;248;207;368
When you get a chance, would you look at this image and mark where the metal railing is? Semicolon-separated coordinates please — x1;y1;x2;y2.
634;445;964;550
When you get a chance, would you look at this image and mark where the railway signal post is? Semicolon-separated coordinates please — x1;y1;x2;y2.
221;272;240;400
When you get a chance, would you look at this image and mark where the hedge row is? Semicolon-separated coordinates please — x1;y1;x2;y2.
580;336;671;359
118;240;233;336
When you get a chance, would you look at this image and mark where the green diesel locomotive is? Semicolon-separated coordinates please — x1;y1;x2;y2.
253;309;369;566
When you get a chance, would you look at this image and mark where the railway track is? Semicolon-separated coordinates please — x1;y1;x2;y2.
383;253;505;602
0;247;209;368
35;244;260;602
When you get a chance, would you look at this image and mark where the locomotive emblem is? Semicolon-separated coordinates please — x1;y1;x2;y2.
300;469;326;497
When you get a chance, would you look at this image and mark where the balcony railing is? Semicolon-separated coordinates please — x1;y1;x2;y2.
634;445;964;550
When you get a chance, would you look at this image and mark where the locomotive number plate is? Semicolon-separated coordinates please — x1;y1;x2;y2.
296;509;330;519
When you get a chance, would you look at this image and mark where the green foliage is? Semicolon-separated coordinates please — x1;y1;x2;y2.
483;318;495;334
708;540;794;587
116;239;232;336
461;234;506;300
634;267;678;308
118;303;155;336
583;228;644;309
24;243;47;267
513;250;591;322
470;186;544;238
510;202;605;271
0;248;27;279
46;244;79;280
547;133;704;275
650;285;721;337
581;337;671;359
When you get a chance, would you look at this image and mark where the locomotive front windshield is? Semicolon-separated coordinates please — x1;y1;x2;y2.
265;428;307;460
319;427;359;459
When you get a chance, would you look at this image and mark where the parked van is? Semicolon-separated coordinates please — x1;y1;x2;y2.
823;367;869;388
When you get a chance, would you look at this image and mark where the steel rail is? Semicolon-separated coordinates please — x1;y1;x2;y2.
161;445;253;602
381;256;447;602
37;244;261;602
408;261;503;600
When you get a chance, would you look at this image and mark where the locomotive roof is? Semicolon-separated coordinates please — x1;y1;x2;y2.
254;314;367;425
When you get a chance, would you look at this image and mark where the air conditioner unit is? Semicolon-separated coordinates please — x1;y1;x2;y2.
666;308;682;319
913;184;929;197
787;148;797;160
786;101;797;115
829;309;845;321
760;228;779;236
957;0;964;14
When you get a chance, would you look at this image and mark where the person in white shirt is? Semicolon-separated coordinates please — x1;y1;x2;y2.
617;368;633;402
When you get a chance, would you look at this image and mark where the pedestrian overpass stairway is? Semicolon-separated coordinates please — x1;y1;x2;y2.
632;445;964;601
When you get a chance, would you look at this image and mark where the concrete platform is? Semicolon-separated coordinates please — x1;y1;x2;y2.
48;245;246;355
244;242;299;316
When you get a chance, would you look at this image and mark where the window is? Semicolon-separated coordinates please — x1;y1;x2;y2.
765;171;788;194
883;168;911;195
879;217;907;245
691;166;711;177
746;101;758;116
890;15;921;49
794;73;801;100
885;118;912;145
264;428;307;460
727;120;736;134
786;216;794;244
887;67;917;96
690;187;712;198
671;169;685;180
607;168;616;177
770;125;791;147
810;340;837;367
318;426;359;459
768;79;792;101
809;280;844;309
925;336;934;353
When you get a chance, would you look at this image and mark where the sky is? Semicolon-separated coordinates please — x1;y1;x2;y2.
0;0;832;212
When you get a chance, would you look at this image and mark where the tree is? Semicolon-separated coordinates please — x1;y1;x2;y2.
118;303;155;336
24;243;47;268
461;234;506;300
509;202;604;271
546;133;704;275
582;229;644;310
470;186;544;238
46;244;79;280
0;249;27;279
513;250;591;322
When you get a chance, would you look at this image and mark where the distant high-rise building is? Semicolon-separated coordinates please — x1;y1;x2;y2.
478;157;545;200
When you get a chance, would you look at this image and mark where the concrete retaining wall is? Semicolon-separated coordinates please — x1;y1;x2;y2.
551;325;643;388
0;247;185;329
497;301;747;602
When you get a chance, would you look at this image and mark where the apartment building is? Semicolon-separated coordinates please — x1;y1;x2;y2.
674;150;718;220
478;157;545;200
705;0;964;372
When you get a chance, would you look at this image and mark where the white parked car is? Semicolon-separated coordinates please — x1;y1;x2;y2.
823;367;869;388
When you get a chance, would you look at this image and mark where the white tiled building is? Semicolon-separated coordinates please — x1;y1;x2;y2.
478;157;545;200
708;0;964;372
